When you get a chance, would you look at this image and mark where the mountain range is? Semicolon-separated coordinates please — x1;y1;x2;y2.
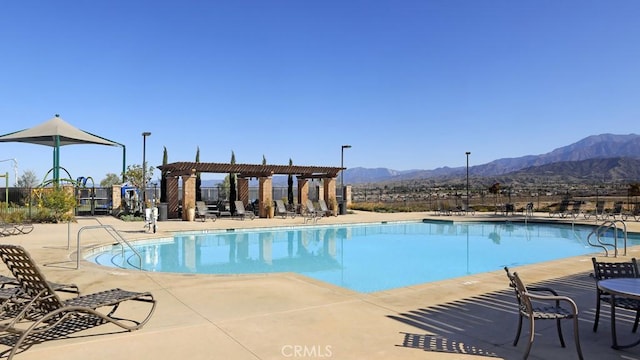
198;134;640;187
343;133;640;185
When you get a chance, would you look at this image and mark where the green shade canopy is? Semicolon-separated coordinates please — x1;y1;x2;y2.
0;115;126;183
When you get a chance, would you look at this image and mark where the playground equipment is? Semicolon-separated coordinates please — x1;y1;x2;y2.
75;176;111;215
31;167;77;206
121;184;142;215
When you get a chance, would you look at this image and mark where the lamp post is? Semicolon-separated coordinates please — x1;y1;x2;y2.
142;132;151;208
340;145;352;215
0;159;18;186
465;151;471;208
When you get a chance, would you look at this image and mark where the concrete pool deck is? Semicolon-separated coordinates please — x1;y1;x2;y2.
3;210;640;360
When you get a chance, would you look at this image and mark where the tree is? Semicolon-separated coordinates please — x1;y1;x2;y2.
100;173;121;187
16;170;40;206
40;186;76;223
489;182;501;209
160;146;168;203
229;151;237;214
219;175;230;200
287;158;294;206
195;147;202;201
124;164;154;189
262;154;267;165
16;170;39;188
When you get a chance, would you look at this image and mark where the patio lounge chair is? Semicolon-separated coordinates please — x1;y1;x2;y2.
504;267;583;359
524;202;534;216
0;274;78;296
454;204;475;216
0;221;33;236
0;226;16;237
303;199;322;223
274;200;295;219
317;199;335;217
623;202;640;221
0;244;156;359
608;201;624;219
569;200;583;218
234;201;255;220
591;257;640;333
196;201;217;222
502;203;515;216
584;200;606;220
549;199;570;218
435;201;452;216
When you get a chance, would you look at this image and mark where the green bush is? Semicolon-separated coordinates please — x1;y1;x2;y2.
40;187;76;223
119;214;145;222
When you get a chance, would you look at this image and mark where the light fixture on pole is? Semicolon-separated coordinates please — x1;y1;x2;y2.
465;151;471;208
142;132;151;208
340;145;352;215
0;159;18;186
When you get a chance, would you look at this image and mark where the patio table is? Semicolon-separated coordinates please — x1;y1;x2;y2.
597;278;640;349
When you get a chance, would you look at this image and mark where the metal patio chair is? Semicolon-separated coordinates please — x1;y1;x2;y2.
504;267;583;359
591;257;640;332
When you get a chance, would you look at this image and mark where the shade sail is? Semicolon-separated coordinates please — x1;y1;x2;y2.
0;115;126;183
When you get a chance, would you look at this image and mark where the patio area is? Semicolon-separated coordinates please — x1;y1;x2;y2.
1;210;640;359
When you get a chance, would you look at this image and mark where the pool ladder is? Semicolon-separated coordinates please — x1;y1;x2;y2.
587;219;628;257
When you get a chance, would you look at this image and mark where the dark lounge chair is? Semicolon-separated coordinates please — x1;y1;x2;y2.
0;244;156;359
549;199;570;218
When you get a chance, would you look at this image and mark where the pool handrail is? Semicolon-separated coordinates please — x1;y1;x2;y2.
76;225;143;270
587;220;627;257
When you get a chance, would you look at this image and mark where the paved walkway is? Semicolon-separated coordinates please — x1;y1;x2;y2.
2;211;640;359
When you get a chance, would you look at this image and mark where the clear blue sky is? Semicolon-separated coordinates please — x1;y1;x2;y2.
1;1;638;184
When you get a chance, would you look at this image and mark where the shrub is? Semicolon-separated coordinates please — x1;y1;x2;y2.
39;187;76;223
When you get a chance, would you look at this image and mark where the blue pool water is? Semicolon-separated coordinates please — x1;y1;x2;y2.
88;221;637;293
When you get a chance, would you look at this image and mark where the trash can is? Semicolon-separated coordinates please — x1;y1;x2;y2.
158;203;168;221
339;202;346;215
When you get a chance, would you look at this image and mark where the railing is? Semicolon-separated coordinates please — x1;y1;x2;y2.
75;225;143;270
587;219;628;257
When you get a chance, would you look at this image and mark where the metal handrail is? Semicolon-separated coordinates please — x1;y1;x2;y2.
587;220;627;257
75;225;143;270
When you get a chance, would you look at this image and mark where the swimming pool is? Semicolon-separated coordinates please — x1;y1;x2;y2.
88;220;636;293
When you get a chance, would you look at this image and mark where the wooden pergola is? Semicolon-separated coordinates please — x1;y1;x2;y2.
157;162;343;220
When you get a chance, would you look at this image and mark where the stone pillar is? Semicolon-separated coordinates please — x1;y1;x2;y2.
167;176;180;219
258;176;273;218
237;177;250;205
345;185;352;209
323;177;337;212
297;178;309;213
182;171;197;221
111;185;122;215
316;182;324;202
